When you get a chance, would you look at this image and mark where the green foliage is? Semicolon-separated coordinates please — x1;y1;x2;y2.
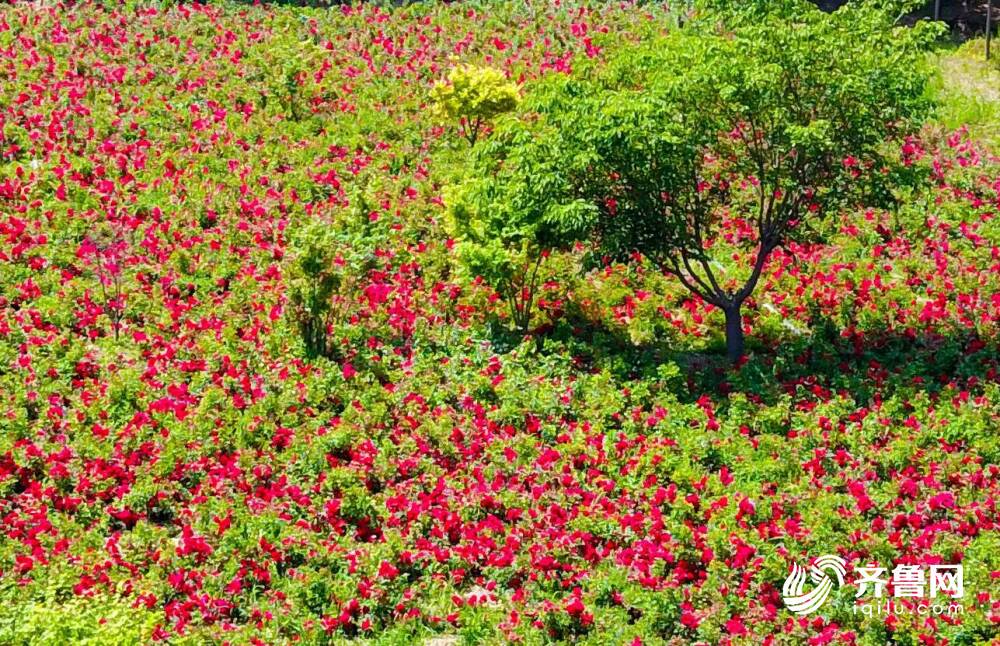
929;38;1000;147
285;189;388;358
585;2;932;295
444;119;597;334
244;17;328;121
0;567;159;645
430;65;520;146
451;0;938;359
695;0;930;24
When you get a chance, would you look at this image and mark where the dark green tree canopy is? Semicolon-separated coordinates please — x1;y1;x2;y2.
450;0;938;360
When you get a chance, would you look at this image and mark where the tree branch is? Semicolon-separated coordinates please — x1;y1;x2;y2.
663;253;723;308
735;236;778;304
680;247;724;305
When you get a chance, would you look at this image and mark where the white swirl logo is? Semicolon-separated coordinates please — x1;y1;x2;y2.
782;555;848;615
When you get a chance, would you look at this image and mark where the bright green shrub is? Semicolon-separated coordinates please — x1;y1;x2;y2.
444;126;597;335
0;568;158;645
431;65;519;146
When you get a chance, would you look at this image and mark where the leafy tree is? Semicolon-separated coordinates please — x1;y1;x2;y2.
444;118;598;336
431;65;520;146
455;1;937;361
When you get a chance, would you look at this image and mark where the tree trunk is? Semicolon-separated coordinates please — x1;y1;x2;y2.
724;304;745;364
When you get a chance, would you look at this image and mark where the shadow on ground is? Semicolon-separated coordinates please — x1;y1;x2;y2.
540;307;998;410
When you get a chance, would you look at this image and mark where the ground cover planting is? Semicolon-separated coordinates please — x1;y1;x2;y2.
0;1;998;644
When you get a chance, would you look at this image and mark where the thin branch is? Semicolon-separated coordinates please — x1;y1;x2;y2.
680;247;723;304
734;237;776;304
685;164;725;301
520;252;545;334
663;253;722;308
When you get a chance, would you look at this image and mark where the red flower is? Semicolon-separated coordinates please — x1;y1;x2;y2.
378;560;399;580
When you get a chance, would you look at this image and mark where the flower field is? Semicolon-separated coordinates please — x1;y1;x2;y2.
0;1;999;644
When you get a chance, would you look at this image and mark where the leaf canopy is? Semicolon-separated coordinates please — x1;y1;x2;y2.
449;0;939;306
